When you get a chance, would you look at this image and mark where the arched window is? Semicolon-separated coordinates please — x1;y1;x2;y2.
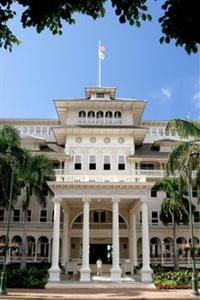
79;111;86;118
96;111;104;118
114;111;121;118
105;111;112;118
88;111;95;118
37;236;49;257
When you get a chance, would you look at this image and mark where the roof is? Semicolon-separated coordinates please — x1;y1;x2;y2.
130;143;170;158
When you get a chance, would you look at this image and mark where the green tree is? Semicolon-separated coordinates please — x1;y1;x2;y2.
0;0;199;54
155;177;190;271
18;151;53;269
166;118;200;295
0;125;27;208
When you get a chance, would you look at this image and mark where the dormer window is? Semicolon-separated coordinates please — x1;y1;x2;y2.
96;93;105;98
88;111;95;118
96;111;104;118
79;111;86;118
105;111;112;118
115;111;121;119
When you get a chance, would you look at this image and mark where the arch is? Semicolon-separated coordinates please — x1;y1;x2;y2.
114;111;121;118
189;237;200;244
105;111;112;118
70;208;128;229
88;111;95;118
150;237;161;257
0;235;6;242
11;236;22;256
96;111;104;118
137;237;142;258
162;237;173;258
79;111;86;118
27;236;35;256
37;236;49;257
176;237;187;257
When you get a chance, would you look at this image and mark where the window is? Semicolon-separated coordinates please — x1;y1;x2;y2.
119;216;125;223
96;93;105;98
79;111;86;118
74;155;82;170
96;111;104;118
139;211;142;224
118;155;125;170
89;155;96;170
104;155;111;170
29;126;34;134
88;111;95;118
141;164;154;170
105;111;112;118
152;211;159;224
151;189;157;197
51;210;54;222
158;128;164;136
114;111;121;118
151;128;157;136
192;189;197;197
27;210;32;222
0;209;4;222
40;210;47;222
36;127;41;134
13;209;20;222
93;211;106;223
194;211;200;223
42;126;48;135
22;126;28;134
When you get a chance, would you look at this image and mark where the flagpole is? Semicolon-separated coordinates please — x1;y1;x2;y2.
98;41;101;87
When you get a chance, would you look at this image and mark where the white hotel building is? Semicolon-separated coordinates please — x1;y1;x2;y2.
0;87;200;282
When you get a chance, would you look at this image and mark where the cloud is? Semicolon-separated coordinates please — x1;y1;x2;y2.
161;87;172;99
192;91;200;117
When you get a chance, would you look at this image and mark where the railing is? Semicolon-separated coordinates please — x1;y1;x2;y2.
78;117;122;125
0;222;62;229
135;169;165;176
138;257;200;267
54;174;147;183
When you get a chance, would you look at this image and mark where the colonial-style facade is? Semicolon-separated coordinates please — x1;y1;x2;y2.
0;87;200;283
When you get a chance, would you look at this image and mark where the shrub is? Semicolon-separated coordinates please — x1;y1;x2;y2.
3;265;48;288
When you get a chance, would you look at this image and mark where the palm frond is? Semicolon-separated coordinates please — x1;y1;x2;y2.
166;119;200;139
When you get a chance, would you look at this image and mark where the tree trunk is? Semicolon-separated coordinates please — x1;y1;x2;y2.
20;209;28;269
172;213;178;271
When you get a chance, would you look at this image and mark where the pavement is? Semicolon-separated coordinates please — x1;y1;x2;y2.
0;285;200;300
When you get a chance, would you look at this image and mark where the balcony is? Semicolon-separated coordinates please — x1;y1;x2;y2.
78;117;122;125
53;172;146;183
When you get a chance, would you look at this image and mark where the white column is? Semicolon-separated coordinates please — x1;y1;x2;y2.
130;209;138;269
48;198;61;282
111;197;122;281
61;210;69;267
141;197;153;282
80;198;91;282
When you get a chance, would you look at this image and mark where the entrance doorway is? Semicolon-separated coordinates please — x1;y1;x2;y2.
90;244;112;264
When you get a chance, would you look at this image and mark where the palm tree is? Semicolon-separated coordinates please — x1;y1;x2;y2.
155;177;190;271
166;118;200;295
0;125;27;209
18;152;53;268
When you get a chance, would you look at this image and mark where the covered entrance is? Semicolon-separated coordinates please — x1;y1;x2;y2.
90;244;112;264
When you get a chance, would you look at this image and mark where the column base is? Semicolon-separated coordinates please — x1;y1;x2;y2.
140;268;153;283
48;267;61;282
80;268;91;282
111;267;122;281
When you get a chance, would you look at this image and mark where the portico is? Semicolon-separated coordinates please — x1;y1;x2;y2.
48;181;154;283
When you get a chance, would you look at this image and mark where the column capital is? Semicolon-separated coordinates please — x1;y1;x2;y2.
140;197;149;205
112;197;120;204
82;198;91;204
52;197;62;205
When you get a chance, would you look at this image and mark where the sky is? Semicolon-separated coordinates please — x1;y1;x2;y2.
0;1;200;121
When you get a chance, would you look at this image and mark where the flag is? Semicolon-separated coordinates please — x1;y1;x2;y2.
99;42;105;60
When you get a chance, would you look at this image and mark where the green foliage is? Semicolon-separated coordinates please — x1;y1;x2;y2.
153;270;200;287
0;0;199;53
5;265;48;288
159;0;199;54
